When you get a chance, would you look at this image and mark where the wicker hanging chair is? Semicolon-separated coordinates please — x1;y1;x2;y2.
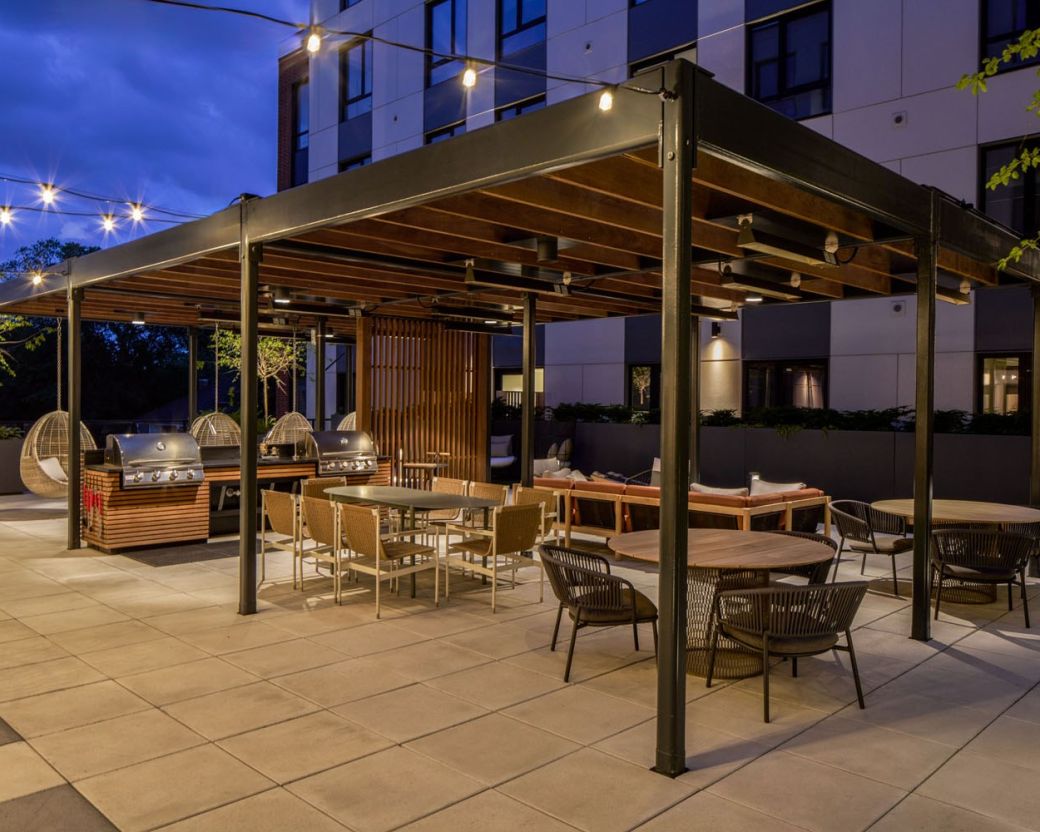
264;411;312;449
19;411;97;498
190;412;241;447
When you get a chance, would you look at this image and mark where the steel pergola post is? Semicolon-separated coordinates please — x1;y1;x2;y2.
315;319;327;431
238;237;261;616
690;316;700;484
187;327;198;425
911;193;938;642
521;292;536;487
66;285;83;551
655;58;695;777
1031;285;1040;507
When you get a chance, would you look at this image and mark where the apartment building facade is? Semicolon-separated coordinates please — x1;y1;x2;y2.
279;0;1040;419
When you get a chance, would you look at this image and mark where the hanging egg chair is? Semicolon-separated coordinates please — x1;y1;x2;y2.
336;412;357;431
263;411;312;453
190;412;241;447
19;411;97;498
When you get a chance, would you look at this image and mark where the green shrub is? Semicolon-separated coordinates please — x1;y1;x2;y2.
0;425;23;440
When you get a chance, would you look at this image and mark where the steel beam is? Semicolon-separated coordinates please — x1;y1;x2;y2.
521;293;536;487
911;194;938;642
690;317;701;484
66;286;83;551
315;319;327;431
1032;286;1040;507
655;59;695;778
238;240;260;616
187;328;198;424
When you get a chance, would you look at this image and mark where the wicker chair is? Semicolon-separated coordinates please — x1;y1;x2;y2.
300;476;347;500
467;481;509;518
299;496;344;598
513;485;560;544
540;545;658;682
931;528;1033;627
339;502;438;618
445;503;543;612
830;500;912;594
707;582;869;722
1002;521;1040;575
769;530;837;584
190;412;241;447
19;411;97;498
260;490;300;587
422;476;469;550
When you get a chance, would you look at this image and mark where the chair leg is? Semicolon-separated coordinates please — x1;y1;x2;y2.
705;625;720;688
846;630;866;709
551;604;563;651
632;616;640;652
832;540;845;582
934;569;944;621
1021;570;1031;629
564;617;580;683
762;635;771;723
652;619;659;657
859;552;866;575
891;555;900;598
1008;580;1014;613
791;656;798;678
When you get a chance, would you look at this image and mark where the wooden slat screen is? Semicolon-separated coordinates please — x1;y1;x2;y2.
358;317;489;482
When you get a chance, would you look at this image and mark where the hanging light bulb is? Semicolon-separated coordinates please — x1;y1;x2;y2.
39;184;57;205
129;203;145;223
101;214;116;232
0;206;11;226
598;89;614;111
461;65;477;89
305;27;322;54
30;271;43;286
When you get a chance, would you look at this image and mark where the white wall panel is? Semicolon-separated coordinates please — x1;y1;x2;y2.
901;0;977;97
978;68;1040;144
700;359;742;412
833;0;902;112
829;355;900;410
545;318;626;364
581;363;626;404
897;352;975;411
900;146;977;203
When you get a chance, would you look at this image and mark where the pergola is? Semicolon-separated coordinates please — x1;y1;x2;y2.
2;60;1038;776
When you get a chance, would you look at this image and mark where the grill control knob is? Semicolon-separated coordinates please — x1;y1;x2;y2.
133;472;142;483
352;461;360;470
151;471;161;482
169;470;178;481
186;470;194;480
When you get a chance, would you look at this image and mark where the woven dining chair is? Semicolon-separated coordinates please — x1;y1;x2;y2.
444;503;543;612
299;496;345;595
707;581;869;722
422;476;469;551
339;502;438;618
931;528;1033;627
540;545;658;682
1002;521;1040;576
830;500;912;594
260;490;300;587
768;530;838;584
513;485;560;545
299;476;347;500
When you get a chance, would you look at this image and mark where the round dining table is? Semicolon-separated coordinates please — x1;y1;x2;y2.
608;528;835;679
870;499;1040;526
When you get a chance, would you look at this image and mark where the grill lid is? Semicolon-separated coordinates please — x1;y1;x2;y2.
105;433;202;468
307;431;377;459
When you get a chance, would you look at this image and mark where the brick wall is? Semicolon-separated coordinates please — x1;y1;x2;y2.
277;49;309;193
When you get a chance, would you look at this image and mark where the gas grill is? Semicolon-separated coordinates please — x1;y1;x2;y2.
105;433;205;489
308;430;379;476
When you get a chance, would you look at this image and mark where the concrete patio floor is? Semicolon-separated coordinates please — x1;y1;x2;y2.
1;493;1039;831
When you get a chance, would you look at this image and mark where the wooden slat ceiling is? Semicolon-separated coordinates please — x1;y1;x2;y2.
6;149;1005;335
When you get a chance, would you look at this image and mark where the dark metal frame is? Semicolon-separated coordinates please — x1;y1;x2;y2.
66;285;82;551
974;350;1031;416
340;35;374;122
497;0;547;58
187;328;198;423
425;0;467;88
520;292;536;487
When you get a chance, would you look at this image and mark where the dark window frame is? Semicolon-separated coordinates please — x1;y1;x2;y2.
746;0;832;121
338;154;371;173
425;120;466;144
426;0;468;88
495;94;546;121
497;0;547;58
976;351;1032;414
743;359;829;410
340;0;361;9
979;136;1040;237
340;34;374;122
291;79;309;152
980;0;1040;71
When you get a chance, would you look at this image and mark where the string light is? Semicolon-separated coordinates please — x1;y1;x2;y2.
305;27;321;54
0;206;11;226
101;214;117;232
30;271;43;286
129;203;145;222
39;184;57;205
461;66;477;89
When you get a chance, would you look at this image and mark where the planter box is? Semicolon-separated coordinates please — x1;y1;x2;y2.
0;438;24;495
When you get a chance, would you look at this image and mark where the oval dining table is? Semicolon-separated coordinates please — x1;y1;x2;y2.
608;528;835;679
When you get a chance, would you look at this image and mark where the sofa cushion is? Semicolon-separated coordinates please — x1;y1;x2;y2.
533;477;572;490
624;484;660;500
750;477;806;496
533;457;561;476
572;480;626;496
490;434;513;457
690;482;749;497
688;492;749;508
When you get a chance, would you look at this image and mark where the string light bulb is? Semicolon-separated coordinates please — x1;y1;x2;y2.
30;271;43;286
101;214;116;232
305;27;321;54
0;206;11;226
129;203;145;223
598;89;614;111
39;184;57;205
461;65;477;89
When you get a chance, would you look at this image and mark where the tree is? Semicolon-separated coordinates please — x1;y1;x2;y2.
212;330;305;426
960;30;1040;267
631;365;652;408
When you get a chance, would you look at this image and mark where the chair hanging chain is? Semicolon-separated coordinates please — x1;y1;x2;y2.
55;318;62;411
214;322;219;412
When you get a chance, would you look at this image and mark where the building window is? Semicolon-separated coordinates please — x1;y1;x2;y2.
338;155;371;172
340;0;361;9
747;2;831;120
629;365;660;412
982;0;1040;66
427;0;468;87
495;94;545;121
425;120;465;144
979;354;1031;413
631;0;651;5
744;360;827;409
340;36;373;121
290;80;309;188
630;45;697;77
498;0;546;57
981;139;1040;236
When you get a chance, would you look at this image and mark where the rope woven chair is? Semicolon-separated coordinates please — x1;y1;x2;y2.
339;502;437;618
299;496;344;597
513;485;560;545
190;412;241;447
260;490;300;587
19;411;97;498
830;500;912;594
769;530;837;584
445;503;543;612
931;528;1033;627
1002;521;1040;575
264;411;312;451
422;476;469;550
540;545;658;682
707;581;869;722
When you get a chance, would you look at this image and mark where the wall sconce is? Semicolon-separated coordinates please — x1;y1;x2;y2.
710;321;722;338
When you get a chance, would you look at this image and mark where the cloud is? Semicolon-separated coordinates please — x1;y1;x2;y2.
0;0;307;258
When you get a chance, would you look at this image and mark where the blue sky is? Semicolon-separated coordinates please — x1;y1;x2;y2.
0;0;307;259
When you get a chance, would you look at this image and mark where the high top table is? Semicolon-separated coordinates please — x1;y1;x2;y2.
609;528;834;679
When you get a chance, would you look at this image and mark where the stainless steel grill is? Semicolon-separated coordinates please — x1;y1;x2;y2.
105;433;204;489
307;430;379;476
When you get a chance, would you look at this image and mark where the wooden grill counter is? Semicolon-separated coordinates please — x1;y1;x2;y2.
82;457;391;553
